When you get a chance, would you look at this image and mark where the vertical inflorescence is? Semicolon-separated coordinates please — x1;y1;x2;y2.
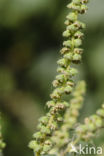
29;0;88;155
49;81;86;155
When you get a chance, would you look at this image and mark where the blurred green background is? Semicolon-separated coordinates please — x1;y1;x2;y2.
0;0;104;155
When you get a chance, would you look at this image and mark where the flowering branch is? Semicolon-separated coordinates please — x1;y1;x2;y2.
29;0;88;155
49;81;86;155
62;104;104;155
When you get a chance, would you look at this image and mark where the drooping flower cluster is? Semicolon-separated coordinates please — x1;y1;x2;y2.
29;0;88;155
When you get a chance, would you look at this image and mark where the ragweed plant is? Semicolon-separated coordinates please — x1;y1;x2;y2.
29;0;104;156
0;0;103;156
29;0;88;155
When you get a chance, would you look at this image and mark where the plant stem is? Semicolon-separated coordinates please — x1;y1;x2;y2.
35;152;40;156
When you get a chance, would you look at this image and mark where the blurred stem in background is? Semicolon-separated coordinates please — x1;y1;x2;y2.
0;115;6;155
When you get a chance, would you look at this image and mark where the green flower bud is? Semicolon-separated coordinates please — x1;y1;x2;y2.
74;48;83;54
57;67;65;73
74;31;84;38
60;47;70;55
68;2;81;11
29;140;42;152
61;68;70;76
76;125;87;133
63;30;71;37
67;81;74;87
72;53;82;63
74;39;82;47
90;115;99;121
50;91;60;99
97;109;104;117
57;87;65;94
67;24;78;32
52;80;60;87
64;53;73;60
90;115;102;128
64;86;73;94
66;12;77;22
46;101;55;108
50;88;64;99
57;58;67;67
51;103;65;115
64;19;70;26
43;144;51;153
56;74;65;83
74;21;86;29
33;132;43;140
55;103;65;110
40;126;51;135
45;140;52;145
69;68;78;76
87;123;96;131
63;40;72;47
39;116;49;125
49;122;57;130
80;4;88;14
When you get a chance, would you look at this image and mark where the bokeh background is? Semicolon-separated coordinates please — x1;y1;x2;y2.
0;0;104;155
